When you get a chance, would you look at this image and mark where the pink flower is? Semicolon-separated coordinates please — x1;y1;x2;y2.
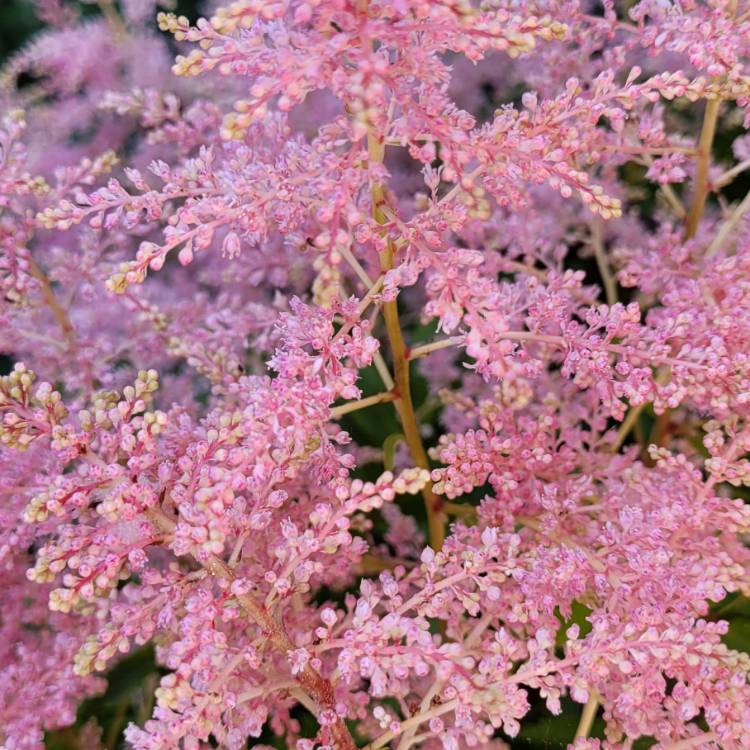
2;1;750;749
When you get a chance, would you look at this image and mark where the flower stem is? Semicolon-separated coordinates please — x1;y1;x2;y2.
574;691;600;740
368;133;446;550
590;219;617;306
685;97;721;239
706;188;750;257
610;403;645;453
408;336;465;360
28;258;76;348
331;391;395;417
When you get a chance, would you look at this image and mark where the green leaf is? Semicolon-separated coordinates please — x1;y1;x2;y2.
723;616;750;654
554;601;593;650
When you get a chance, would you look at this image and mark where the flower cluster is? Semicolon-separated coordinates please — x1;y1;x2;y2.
2;1;750;749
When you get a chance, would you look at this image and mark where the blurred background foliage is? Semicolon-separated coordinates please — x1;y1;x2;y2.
1;1;42;62
2;2;750;749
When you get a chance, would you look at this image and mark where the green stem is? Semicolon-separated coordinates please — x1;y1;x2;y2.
368;133;446;550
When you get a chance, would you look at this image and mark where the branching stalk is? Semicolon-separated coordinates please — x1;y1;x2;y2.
368;132;446;550
610;403;645;453
685;98;721;239
28;258;76;348
574;690;600;740
590;219;617;306
408;336;465;360
331;390;395;417
706;189;750;257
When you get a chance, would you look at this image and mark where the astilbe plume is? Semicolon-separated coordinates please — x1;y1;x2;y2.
1;1;750;749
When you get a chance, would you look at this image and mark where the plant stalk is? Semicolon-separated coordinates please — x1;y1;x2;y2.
685;98;721;239
367;133;446;550
574;691;600;740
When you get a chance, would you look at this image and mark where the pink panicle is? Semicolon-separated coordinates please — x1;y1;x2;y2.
1;2;750;749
